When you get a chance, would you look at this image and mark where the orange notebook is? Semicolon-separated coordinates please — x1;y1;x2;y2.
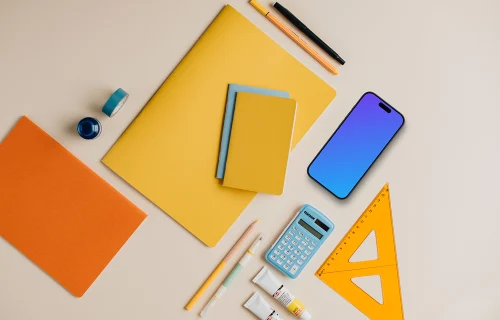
0;116;147;297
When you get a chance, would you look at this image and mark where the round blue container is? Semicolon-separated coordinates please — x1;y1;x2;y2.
77;117;102;140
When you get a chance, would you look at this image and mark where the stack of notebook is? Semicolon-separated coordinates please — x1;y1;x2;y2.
216;84;297;195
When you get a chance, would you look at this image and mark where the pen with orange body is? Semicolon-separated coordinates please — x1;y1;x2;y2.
250;0;338;75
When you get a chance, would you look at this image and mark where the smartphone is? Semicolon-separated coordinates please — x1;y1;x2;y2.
308;92;404;199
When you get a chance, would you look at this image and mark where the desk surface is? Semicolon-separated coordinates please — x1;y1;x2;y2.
1;0;499;319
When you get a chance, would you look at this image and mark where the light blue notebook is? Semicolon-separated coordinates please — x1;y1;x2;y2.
216;84;290;179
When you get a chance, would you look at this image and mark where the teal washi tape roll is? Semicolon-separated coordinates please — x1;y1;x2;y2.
102;88;129;117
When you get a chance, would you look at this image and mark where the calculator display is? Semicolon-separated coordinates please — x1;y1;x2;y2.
298;219;323;239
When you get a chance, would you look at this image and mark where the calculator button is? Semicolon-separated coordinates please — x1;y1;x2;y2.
278;244;284;250
284;250;291;255
285;235;292;241
308;245;314;250
297;259;304;265
295;236;301;241
277;259;283;265
305;250;311;255
292;226;297;231
290;265;299;275
301;254;307;261
294;250;300;255
299;232;304;237
289;231;295;236
302;241;307;246
292;240;298;246
282;240;288;246
280;254;286;260
284;264;290;270
287;259;293;265
312;241;317;246
274;249;281;255
270;254;277;260
298;245;304;251
288;245;294;251
290;254;297;260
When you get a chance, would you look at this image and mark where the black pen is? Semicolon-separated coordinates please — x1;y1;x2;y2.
273;2;345;65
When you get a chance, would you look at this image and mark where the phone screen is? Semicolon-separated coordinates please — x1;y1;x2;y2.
308;92;404;199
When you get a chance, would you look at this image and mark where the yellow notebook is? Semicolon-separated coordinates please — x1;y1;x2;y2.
102;5;336;247
223;93;296;195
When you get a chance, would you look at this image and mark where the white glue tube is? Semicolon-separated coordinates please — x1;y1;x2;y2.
244;292;284;320
253;267;312;320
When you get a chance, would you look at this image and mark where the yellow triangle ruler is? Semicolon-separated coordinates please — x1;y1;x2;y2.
316;183;404;320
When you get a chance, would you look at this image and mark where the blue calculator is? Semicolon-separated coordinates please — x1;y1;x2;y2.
266;205;334;278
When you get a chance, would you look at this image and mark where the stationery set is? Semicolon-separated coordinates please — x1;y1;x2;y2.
0;1;407;320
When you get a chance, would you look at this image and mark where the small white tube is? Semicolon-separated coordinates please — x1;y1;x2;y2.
253;267;312;319
244;292;284;320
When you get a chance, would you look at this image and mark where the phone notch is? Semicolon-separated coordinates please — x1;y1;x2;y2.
379;102;392;113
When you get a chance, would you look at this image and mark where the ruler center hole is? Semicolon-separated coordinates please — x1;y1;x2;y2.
352;275;384;304
349;230;378;262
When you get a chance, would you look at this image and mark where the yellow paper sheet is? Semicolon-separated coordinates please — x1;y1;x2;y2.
102;5;336;247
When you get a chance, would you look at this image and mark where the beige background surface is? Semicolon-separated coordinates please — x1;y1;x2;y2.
1;0;499;319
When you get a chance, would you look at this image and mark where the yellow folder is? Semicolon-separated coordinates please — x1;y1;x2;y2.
102;5;336;247
223;92;296;195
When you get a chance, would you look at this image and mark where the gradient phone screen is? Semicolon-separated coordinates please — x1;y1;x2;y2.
308;93;404;199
